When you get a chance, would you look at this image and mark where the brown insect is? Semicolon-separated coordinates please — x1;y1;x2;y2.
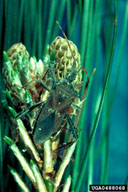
16;21;89;148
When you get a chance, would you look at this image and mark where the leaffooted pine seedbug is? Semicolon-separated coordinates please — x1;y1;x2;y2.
16;22;89;149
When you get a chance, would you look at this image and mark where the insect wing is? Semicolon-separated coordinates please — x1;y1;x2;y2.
33;111;56;144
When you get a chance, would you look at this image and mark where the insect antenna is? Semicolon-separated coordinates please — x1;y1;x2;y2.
56;21;76;66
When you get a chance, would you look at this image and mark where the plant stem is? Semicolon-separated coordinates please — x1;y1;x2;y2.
62;175;71;192
8;166;30;192
54;142;76;192
31;160;48;192
44;140;54;176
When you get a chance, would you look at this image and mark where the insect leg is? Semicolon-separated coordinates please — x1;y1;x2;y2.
71;103;81;110
36;80;51;92
36;66;57;91
66;114;78;139
16;101;44;119
74;67;89;127
48;68;57;89
53;115;78;153
11;101;43;145
18;79;35;88
74;81;84;89
54;140;76;153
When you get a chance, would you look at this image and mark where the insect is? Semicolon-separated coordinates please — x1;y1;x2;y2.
16;22;89;147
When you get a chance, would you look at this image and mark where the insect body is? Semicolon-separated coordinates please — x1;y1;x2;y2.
16;22;89;146
33;64;79;145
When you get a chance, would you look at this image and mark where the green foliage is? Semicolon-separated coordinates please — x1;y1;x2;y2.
1;0;127;191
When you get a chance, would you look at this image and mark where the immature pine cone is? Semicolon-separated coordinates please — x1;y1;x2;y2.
49;36;82;84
